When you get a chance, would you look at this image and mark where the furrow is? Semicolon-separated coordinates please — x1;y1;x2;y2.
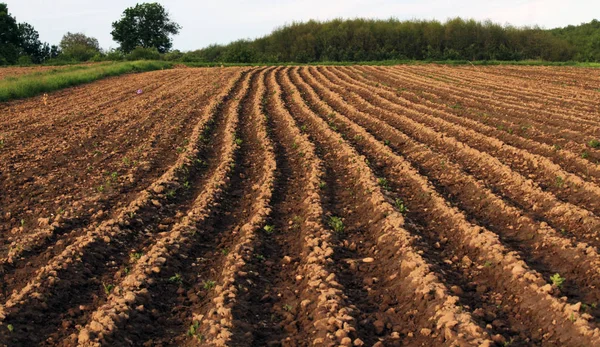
0;68;250;345
321;66;600;246
296;66;600;345
284;67;491;346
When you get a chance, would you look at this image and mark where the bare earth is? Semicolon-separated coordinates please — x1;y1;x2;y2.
1;65;600;346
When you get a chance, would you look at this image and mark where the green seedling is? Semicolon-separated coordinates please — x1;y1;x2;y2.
187;320;203;340
255;254;265;261
484;261;493;268
169;273;183;284
300;125;307;132
102;282;115;295
183;181;191;190
383;140;391;146
555;176;565;188
176;146;186;153
20;219;25;227
582;151;589;159
203;280;216;290
377;177;390;190
122;157;131;166
394;198;407;214
167;190;176;198
552;144;561;151
328;216;344;233
318;181;326;189
234;138;243;146
7;324;13;332
589;139;600;148
450;103;462;109
96;185;105;193
264;225;275;234
550;273;565;288
130;252;143;262
291;141;298;149
110;172;118;182
283;304;293;312
0;139;4;148
221;248;229;255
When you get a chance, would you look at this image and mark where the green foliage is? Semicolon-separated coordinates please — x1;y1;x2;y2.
126;46;161;61
0;60;173;102
328;216;344;233
263;225;275;234
185;18;579;63
60;32;101;62
550;273;565;288
111;3;181;53
550;20;600;61
588;139;600;148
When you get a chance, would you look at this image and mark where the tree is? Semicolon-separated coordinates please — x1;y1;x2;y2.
60;32;100;61
0;3;21;64
18;23;46;63
111;3;181;53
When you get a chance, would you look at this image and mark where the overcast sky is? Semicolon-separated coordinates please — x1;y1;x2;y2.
4;0;599;51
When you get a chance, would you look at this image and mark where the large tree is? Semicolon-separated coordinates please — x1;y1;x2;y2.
111;3;181;53
0;3;21;64
60;32;100;61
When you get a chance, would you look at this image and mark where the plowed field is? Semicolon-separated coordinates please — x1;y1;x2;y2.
1;65;600;346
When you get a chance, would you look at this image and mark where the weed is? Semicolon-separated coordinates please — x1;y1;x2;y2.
102;282;115;296
292;141;298;149
96;184;105;193
20;219;25;227
300;125;307;132
318;181;326;189
394;198;408;214
234;138;243;146
484;261;493;267
589;139;600;148
110;172;118;182
167;190;176;198
264;225;275;234
7;324;13;332
255;254;265;261
328;216;344;233
221;248;229;255
383;139;391;146
582;151;589;159
169;273;183;284
353;134;363;141
194;158;207;167
283;304;293;312
203;280;216;290
183;181;191;190
550;273;565;288
176;146;186;153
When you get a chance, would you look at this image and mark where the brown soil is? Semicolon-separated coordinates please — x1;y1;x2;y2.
1;64;600;346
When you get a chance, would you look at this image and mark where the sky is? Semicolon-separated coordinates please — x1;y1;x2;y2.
4;0;599;51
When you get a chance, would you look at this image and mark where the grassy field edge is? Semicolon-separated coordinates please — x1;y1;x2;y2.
0;61;173;102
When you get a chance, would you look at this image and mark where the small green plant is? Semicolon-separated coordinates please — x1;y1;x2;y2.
122;157;131;166
300;125;307;132
187;320;203;340
176;146;186;153
483;261;493;268
167;189;176;198
582;151;589;159
96;184;105;193
552;144;561;151
169;273;183;284
20;219;25;227
291;141;298;149
130;252;143;262
569;312;576;322
255;254;265;261
550;273;565;288
203;280;216;290
7;324;13;332
102;282;115;295
394;198;407;214
0;139;4;148
234;138;243;146
318;181;326;189
377;177;390;190
383;139;391;146
264;225;275;234
183;181;191;190
110;172;118;182
283;304;293;312
221;248;229;255
555;176;565;188
450;103;462;109
328;216;344;233
588;139;600;149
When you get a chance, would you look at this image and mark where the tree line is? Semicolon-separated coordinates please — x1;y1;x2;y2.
183;18;579;63
1;1;598;65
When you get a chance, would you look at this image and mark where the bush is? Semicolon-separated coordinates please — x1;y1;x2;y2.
17;55;33;65
126;46;161;61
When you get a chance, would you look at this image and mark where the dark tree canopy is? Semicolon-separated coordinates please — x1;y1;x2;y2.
60;32;101;61
0;3;58;64
111;3;181;53
0;3;21;64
